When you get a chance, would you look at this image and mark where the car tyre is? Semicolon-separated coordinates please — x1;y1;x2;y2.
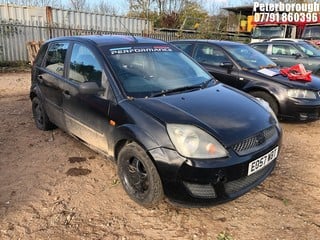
32;97;55;130
117;142;164;207
251;91;279;116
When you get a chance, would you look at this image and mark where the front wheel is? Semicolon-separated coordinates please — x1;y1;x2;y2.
117;142;164;207
250;91;279;116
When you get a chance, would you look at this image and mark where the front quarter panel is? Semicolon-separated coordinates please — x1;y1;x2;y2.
110;100;174;159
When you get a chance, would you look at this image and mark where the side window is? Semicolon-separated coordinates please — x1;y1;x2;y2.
174;43;193;56
252;44;268;54
194;44;229;66
69;44;102;86
272;44;299;56
44;42;69;76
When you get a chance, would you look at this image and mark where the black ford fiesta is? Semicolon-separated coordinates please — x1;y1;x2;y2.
30;35;282;207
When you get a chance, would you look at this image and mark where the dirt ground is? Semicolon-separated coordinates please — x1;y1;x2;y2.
0;71;319;240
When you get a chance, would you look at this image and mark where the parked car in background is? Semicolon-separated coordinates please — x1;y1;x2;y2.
170;39;320;121
30;35;281;207
250;39;320;76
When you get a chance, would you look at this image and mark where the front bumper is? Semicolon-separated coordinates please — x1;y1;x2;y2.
149;141;280;206
280;98;320;121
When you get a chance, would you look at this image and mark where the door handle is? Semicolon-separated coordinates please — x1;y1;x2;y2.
38;75;44;83
270;57;278;60
63;90;71;99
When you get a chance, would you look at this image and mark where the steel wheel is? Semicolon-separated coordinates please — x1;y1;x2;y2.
117;142;163;207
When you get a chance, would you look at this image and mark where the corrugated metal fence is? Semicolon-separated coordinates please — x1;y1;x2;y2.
0;4;250;63
0;21;198;63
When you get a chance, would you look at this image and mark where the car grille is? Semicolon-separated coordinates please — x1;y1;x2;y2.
232;126;278;156
224;160;275;196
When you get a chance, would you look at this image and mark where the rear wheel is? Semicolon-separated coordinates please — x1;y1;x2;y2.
32;97;55;130
250;91;279;116
117;142;164;207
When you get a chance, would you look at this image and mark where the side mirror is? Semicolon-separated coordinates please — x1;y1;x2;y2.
294;53;302;59
78;82;103;95
220;61;233;69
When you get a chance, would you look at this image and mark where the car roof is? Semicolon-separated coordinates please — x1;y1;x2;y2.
170;39;245;46
251;39;307;44
45;34;166;46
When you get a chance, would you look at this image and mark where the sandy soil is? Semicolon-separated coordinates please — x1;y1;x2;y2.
0;72;319;240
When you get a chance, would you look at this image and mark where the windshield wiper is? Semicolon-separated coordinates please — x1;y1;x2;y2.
150;84;203;97
201;78;215;88
259;64;277;69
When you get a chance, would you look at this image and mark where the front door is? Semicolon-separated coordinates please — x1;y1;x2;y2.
193;43;242;89
62;43;114;154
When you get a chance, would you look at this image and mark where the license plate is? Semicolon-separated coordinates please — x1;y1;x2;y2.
248;146;279;176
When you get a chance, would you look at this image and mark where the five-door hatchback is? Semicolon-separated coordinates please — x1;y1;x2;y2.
171;39;320;121
31;35;281;207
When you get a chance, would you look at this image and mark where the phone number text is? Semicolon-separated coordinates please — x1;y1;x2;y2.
254;12;319;23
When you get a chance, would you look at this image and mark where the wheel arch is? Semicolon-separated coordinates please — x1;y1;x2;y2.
29;85;43;101
246;84;283;109
113;124;163;164
248;88;281;115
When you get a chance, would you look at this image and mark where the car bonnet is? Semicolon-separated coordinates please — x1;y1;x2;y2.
252;68;320;90
129;84;277;147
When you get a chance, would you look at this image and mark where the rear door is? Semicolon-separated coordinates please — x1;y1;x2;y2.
37;41;69;128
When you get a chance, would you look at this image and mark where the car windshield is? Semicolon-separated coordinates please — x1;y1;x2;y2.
105;45;213;98
252;26;285;39
302;25;320;40
297;42;320;57
223;44;276;70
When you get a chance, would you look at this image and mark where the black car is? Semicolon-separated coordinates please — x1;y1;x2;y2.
249;39;320;76
30;35;281;207
170;39;320;121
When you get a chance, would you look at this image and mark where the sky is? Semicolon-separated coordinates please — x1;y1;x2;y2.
0;0;248;15
106;0;247;15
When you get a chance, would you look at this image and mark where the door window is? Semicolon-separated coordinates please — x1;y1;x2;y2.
174;43;193;56
69;44;103;86
252;44;268;54
44;42;69;76
272;44;299;56
194;44;229;66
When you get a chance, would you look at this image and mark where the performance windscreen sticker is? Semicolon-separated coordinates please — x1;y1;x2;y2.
110;46;173;55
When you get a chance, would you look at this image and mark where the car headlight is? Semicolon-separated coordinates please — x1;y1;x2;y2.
166;124;228;159
287;89;316;99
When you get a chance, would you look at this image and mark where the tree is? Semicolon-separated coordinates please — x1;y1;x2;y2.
91;0;117;15
178;1;208;30
69;0;87;11
127;0;151;18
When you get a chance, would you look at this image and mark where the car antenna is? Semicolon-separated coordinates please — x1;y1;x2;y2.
118;19;138;43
